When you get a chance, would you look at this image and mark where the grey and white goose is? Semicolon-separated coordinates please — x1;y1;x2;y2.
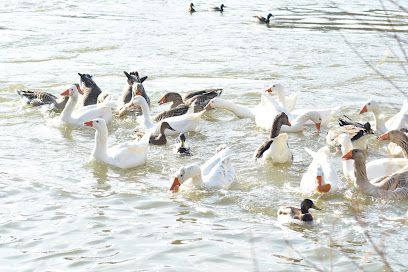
378;129;408;158
155;88;222;121
254;13;273;24
254;112;292;161
16;89;69;112
118;71;149;116
78;73;102;106
149;122;175;145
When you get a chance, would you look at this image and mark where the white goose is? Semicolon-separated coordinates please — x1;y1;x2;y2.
125;95;205;136
336;133;408;181
265;83;299;112
84;118;149;168
360;99;408;155
264;88;337;127
300;146;341;193
170;146;235;192
206;96;322;133
60;84;112;127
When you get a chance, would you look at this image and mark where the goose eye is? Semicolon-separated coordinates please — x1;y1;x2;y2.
96;120;99;123
368;102;371;105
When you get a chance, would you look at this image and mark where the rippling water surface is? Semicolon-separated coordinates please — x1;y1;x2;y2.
1;0;408;271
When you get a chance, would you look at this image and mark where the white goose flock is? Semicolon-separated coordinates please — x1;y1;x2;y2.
17;71;408;212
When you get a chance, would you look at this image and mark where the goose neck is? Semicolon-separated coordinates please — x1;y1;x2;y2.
93;126;109;160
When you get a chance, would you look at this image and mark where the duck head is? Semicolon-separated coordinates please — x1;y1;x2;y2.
170;164;201;192
267;13;273;19
60;84;83;96
300;199;321;214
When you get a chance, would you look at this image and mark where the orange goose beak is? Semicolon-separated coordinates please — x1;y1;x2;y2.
315;176;331;193
60;89;70;96
265;87;272;93
170;177;180;192
378;132;389;141
287;121;292;126
359;105;368;114
341;150;353;160
158;96;166;105
84;121;93;127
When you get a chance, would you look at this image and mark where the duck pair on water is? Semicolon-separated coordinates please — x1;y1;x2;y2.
189;3;225;13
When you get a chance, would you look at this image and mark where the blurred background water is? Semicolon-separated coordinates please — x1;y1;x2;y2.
0;0;407;271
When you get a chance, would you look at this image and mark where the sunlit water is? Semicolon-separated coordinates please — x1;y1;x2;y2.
1;0;407;271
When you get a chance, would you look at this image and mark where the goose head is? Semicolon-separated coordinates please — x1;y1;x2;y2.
60;84;83;97
267;13;273;20
265;83;284;96
359;99;379;114
300;199;321;214
190;3;194;8
170;164;201;192
158;92;182;105
83;118;106;129
378;129;408;143
341;149;366;162
303;111;322;133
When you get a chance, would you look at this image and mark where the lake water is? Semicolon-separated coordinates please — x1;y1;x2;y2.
1;0;407;271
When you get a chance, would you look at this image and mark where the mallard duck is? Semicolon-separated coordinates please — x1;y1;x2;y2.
254;13;273;24
149;122;175;145
175;133;192;156
212;4;225;12
189;3;196;13
277;199;321;223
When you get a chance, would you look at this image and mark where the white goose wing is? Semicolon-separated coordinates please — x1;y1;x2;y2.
203;156;235;188
285;92;299;112
386;100;408;129
201;147;232;177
